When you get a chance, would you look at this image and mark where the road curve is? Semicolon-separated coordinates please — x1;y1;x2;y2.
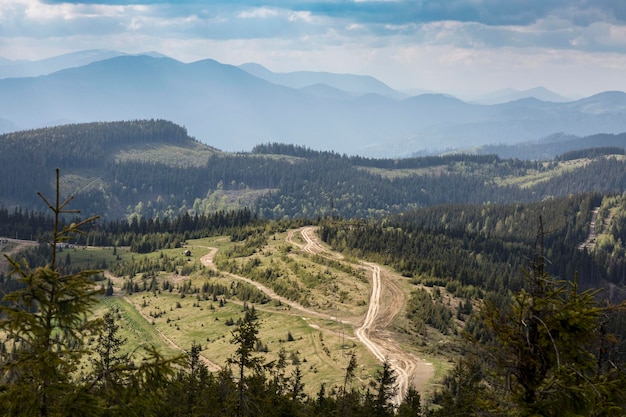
292;227;432;406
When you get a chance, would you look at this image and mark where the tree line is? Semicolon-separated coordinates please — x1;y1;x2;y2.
3;121;626;221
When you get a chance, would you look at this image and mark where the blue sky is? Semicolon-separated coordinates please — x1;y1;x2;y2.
2;0;626;96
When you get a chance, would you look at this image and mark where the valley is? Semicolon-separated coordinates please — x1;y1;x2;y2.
4;0;626;413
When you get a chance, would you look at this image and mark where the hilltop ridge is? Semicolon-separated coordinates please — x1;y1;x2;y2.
2;120;626;221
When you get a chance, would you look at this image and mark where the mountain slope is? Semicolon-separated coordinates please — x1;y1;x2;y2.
238;62;405;99
472;87;571;104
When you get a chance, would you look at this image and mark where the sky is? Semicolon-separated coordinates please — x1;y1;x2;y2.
2;0;626;97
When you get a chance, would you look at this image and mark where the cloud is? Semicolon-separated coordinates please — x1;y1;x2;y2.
25;1;626;52
35;1;626;25
2;0;626;96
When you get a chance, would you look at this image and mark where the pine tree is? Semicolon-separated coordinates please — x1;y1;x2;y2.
396;387;421;417
228;308;264;417
0;169;103;416
373;359;397;417
476;220;626;416
90;310;127;392
0;169;183;417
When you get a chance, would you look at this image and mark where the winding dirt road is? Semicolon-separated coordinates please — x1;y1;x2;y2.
290;227;433;405
198;247;325;320
578;206;615;251
578;207;600;251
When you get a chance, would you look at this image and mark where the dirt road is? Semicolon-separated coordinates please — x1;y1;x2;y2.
288;227;434;405
199;247;326;320
579;206;615;251
578;207;600;250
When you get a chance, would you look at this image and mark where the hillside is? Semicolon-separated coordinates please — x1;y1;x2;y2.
2;181;625;415
2;120;626;221
1;125;626;415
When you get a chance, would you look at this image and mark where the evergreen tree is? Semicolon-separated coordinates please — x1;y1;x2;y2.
453;220;626;416
0;170;183;417
373;359;397;417
0;169;104;416
396;387;421;417
104;280;114;297
228;308;264;417
90;310;127;392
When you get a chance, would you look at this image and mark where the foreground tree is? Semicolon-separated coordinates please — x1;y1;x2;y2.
371;359;397;417
437;221;626;416
228;307;265;417
0;169;104;416
0;170;180;417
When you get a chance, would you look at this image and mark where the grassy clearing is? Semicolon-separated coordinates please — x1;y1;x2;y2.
123;281;380;394
67;230;458;398
497;159;590;188
59;173;108;197
416;353;453;401
360;157;611;191
90;296;181;359
221;229;371;317
113;141;219;167
358;166;449;179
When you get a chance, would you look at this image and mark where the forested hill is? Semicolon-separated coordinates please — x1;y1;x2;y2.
2;120;626;220
0;120;218;216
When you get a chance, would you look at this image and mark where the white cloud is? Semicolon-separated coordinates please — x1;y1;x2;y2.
288;11;312;23
238;7;279;19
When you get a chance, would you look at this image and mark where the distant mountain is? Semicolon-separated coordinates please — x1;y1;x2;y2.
467;132;626;160
238;62;405;99
298;83;358;100
471;87;571;104
0;49;166;79
566;91;626;114
0;117;17;132
1;55;626;157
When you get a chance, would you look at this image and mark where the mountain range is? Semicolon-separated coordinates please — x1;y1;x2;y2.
1;51;626;157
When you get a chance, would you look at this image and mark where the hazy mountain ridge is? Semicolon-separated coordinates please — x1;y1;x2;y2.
470;87;572;104
238;62;405;99
469;132;626;160
1;52;626;157
0;49;165;79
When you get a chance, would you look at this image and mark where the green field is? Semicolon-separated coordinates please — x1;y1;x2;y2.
77;231;408;396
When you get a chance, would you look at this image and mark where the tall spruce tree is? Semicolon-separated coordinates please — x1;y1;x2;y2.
373;359;397;417
0;170;182;417
463;220;626;416
228;308;264;417
0;169;104;416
